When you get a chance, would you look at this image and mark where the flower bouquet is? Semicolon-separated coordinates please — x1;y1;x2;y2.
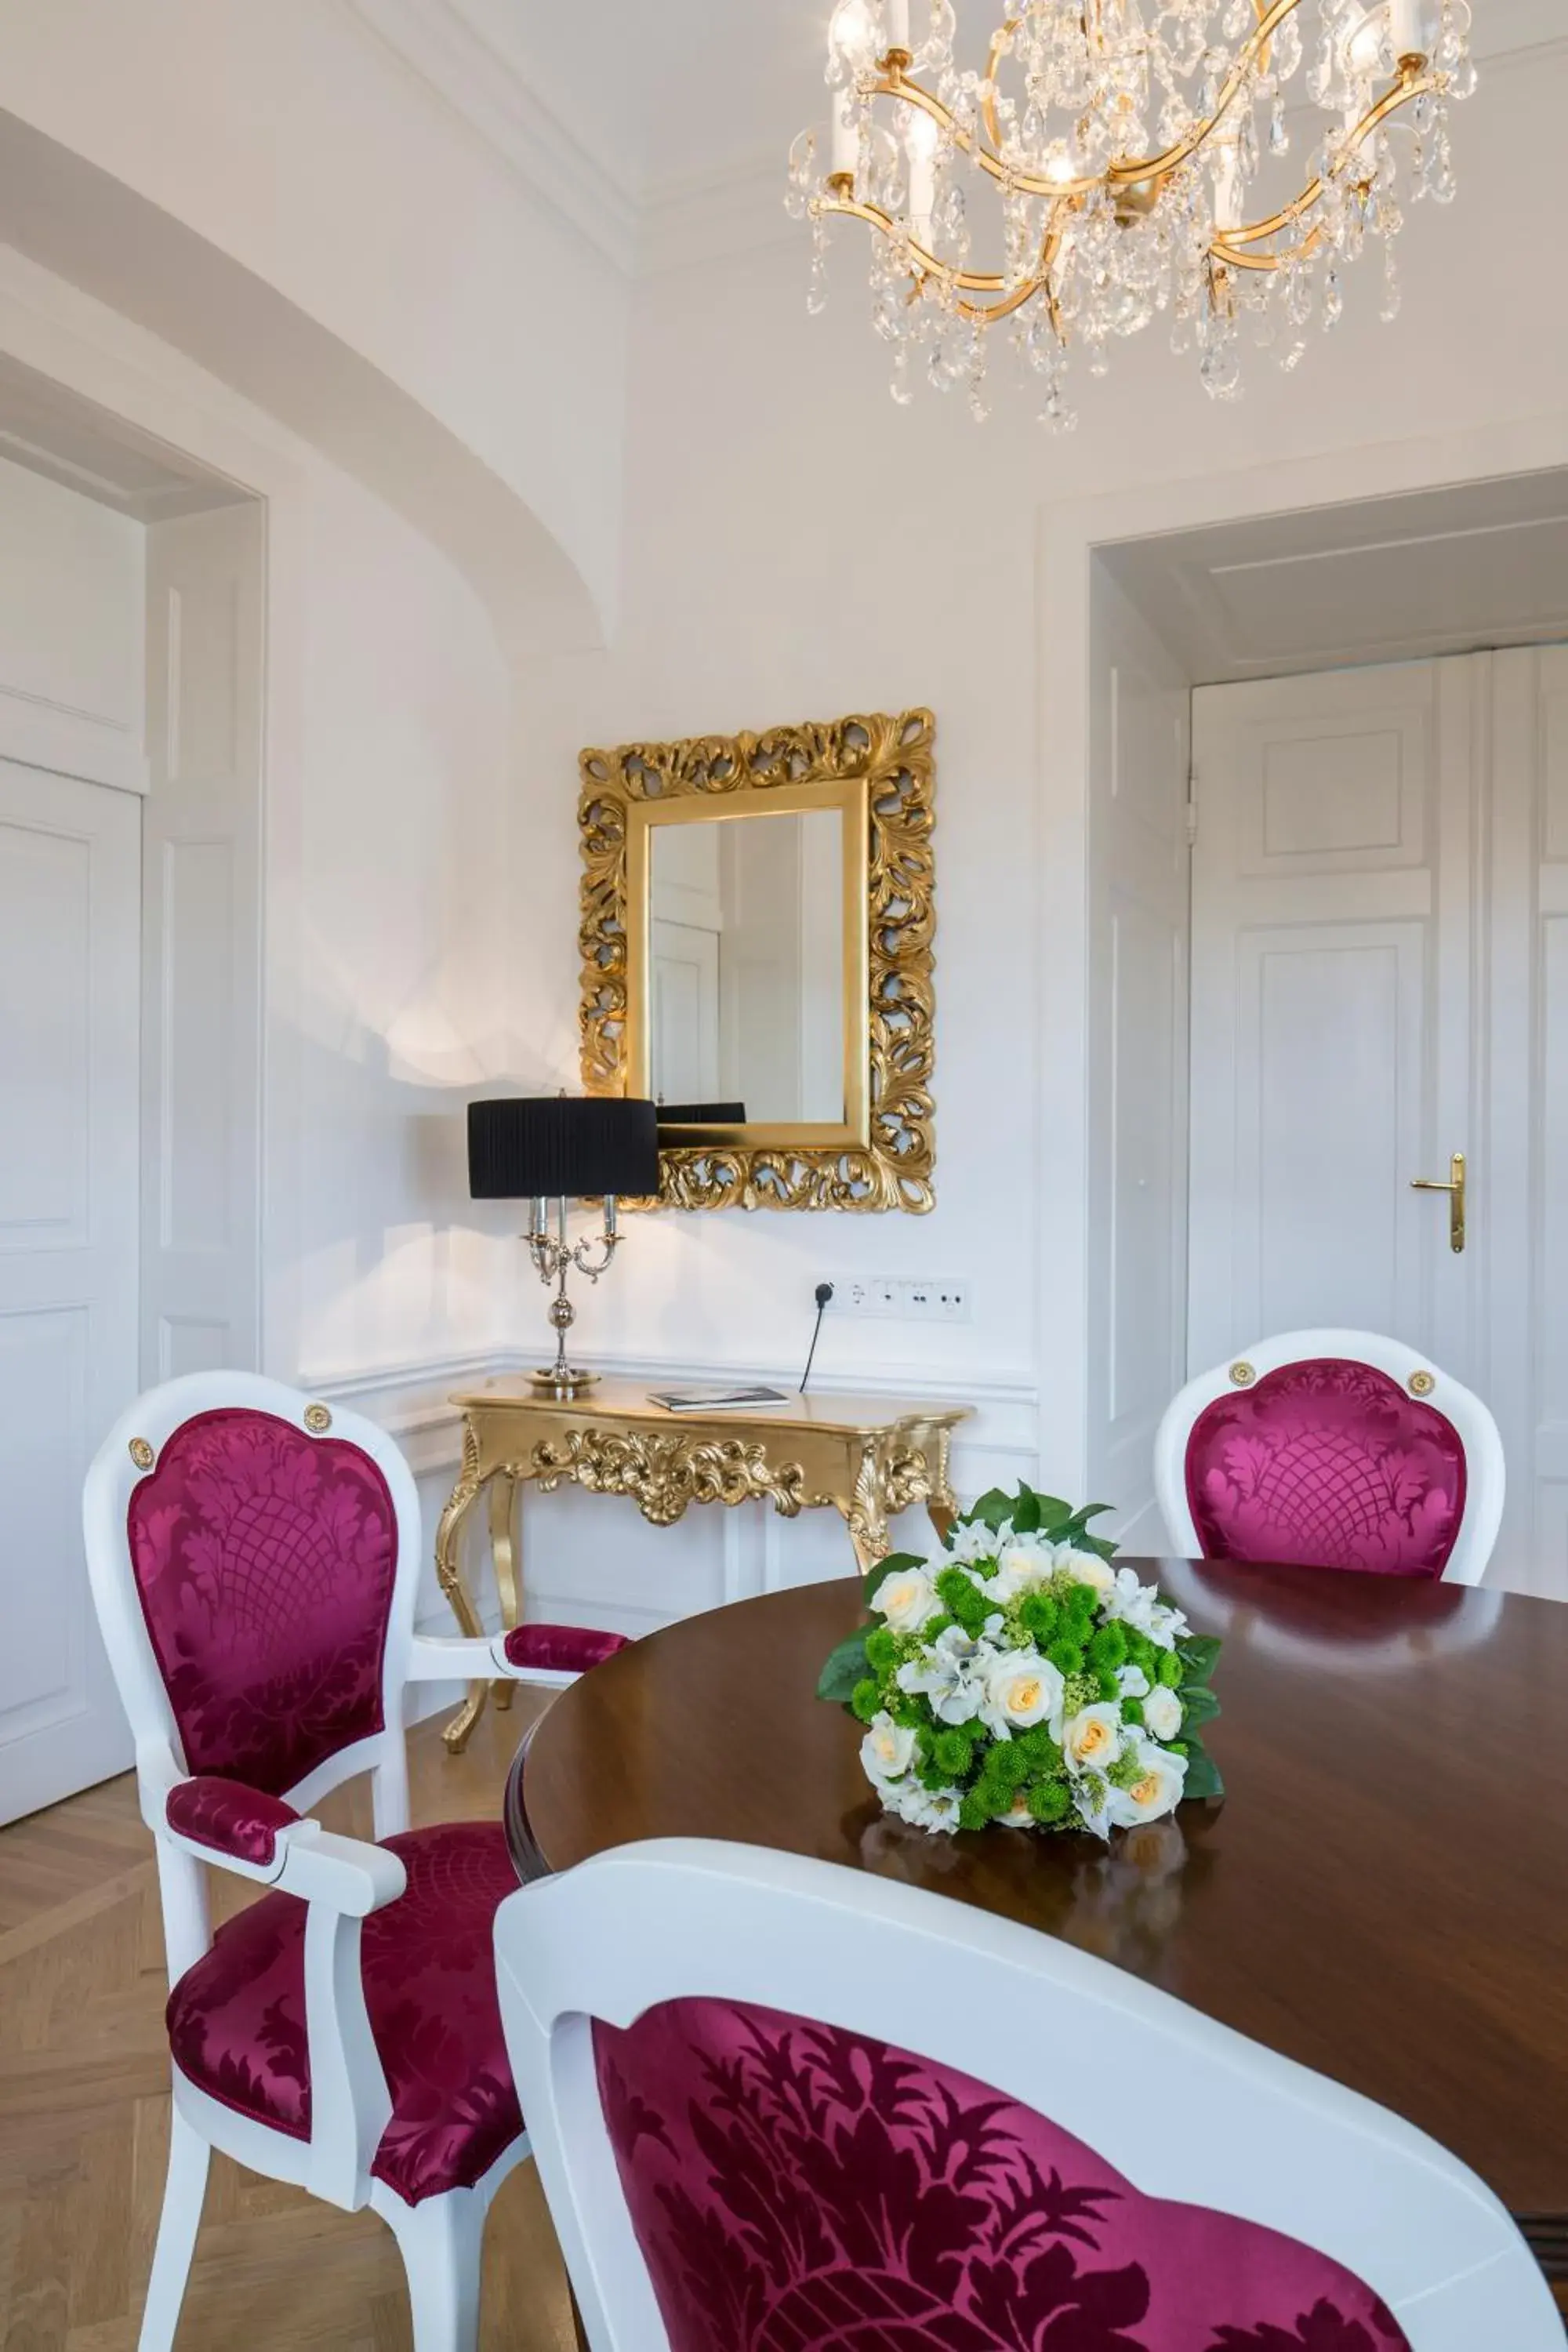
817;1482;1223;1838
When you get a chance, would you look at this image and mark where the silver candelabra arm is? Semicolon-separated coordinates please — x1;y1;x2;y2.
524;1198;623;1395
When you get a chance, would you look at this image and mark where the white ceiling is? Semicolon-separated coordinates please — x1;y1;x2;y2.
0;351;252;521
1103;470;1568;686
460;0;826;194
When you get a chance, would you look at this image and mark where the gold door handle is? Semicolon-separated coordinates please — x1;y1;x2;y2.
1411;1152;1466;1254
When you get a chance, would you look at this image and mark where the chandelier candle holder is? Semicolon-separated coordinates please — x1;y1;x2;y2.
786;0;1475;421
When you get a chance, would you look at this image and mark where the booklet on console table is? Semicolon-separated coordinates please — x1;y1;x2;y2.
648;1384;791;1413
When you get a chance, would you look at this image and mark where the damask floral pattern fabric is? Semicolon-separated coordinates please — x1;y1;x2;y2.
128;1408;398;1791
1184;1362;1467;1577
165;1823;524;2206
165;1774;300;1865
503;1624;630;1675
593;1999;1411;2352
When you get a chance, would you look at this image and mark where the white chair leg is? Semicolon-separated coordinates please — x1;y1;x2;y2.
140;2100;210;2352
384;2186;485;2352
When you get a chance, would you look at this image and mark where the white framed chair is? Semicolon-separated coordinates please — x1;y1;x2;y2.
82;1370;630;2352
1154;1329;1504;1587
493;1838;1559;2352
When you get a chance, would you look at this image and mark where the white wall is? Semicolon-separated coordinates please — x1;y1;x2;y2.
0;0;629;646
0;452;144;789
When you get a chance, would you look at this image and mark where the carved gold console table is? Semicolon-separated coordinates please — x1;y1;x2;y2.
434;1376;973;1753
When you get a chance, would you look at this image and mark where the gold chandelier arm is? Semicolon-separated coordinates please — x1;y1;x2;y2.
815;192;1064;330
869;0;1316;202
818;194;1008;292
1213;64;1435;259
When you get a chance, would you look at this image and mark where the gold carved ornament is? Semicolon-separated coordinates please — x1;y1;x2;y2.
578;708;936;1214
526;1428;809;1527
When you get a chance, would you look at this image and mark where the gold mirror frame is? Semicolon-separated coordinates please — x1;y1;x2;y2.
578;707;936;1213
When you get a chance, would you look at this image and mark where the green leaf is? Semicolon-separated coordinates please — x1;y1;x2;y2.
1056;1502;1113;1537
962;1489;1014;1533
862;1552;927;1606
1180;1738;1225;1802
1179;1684;1221;1730
816;1632;872;1705
1177;1634;1222;1686
1011;1486;1043;1534
1076;1533;1120;1561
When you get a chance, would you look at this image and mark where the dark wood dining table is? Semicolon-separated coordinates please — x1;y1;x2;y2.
508;1557;1568;2286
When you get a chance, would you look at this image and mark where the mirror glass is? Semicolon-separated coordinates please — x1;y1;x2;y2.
648;807;847;1125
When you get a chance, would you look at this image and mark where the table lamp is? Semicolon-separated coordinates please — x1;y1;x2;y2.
468;1095;659;1397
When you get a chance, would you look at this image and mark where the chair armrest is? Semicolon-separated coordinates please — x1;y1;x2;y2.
141;1748;406;1912
165;1775;300;1867
406;1625;630;1691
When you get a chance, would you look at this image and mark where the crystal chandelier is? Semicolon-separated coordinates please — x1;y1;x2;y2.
786;0;1475;422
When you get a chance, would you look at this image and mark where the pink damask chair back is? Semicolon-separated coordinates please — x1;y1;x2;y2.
494;1841;1557;2352
125;1398;405;1803
84;1370;630;2352
1154;1331;1504;1587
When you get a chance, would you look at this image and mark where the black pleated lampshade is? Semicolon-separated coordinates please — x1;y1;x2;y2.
656;1102;748;1126
467;1096;659;1200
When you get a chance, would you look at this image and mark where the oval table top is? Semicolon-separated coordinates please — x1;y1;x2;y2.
511;1558;1568;2240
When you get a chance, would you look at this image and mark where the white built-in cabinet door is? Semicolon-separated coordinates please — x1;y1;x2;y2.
140;504;264;1383
0;760;139;1820
1190;649;1568;1594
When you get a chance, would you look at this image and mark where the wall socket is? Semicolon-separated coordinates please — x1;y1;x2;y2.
833;1276;971;1324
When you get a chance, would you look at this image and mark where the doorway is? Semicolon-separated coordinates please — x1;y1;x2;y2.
0;364;266;1822
1085;466;1568;1595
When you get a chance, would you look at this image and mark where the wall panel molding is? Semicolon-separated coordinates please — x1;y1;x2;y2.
0;681;148;795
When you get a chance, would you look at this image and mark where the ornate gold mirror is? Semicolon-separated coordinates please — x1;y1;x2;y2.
579;708;935;1212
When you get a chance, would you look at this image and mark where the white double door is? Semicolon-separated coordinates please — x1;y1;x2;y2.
1190;647;1568;1592
0;760;140;1812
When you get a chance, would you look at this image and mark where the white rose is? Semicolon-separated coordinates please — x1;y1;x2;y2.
896;1623;987;1725
1142;1685;1183;1742
1056;1545;1116;1597
1062;1701;1123;1777
860;1713;916;1787
872;1566;938;1635
1103;1740;1188;1830
981;1650;1065;1740
989;1533;1054;1601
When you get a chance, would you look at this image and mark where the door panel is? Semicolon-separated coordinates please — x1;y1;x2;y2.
0;761;139;1819
143;505;263;1383
1490;646;1568;1592
1189;660;1477;1380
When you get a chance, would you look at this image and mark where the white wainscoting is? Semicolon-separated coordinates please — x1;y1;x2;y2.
312;1351;1041;1722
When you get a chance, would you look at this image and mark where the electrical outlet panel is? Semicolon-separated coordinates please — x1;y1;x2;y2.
828;1277;971;1324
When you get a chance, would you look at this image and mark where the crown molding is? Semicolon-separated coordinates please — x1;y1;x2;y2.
641;152;797;279
340;0;638;275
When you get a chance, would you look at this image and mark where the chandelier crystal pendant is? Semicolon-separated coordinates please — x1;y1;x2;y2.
786;0;1475;423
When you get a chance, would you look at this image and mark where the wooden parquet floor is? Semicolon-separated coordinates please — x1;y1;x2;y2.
0;1703;577;2352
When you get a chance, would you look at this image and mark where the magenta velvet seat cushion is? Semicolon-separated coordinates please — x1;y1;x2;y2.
165;1776;300;1866
128;1407;399;1795
593;1999;1410;2352
503;1623;630;1675
1185;1359;1468;1577
165;1823;523;2206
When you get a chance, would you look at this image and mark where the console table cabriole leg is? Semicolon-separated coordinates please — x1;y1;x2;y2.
843;1439;892;1577
927;1428;958;1545
436;1421;491;1755
488;1469;521;1712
